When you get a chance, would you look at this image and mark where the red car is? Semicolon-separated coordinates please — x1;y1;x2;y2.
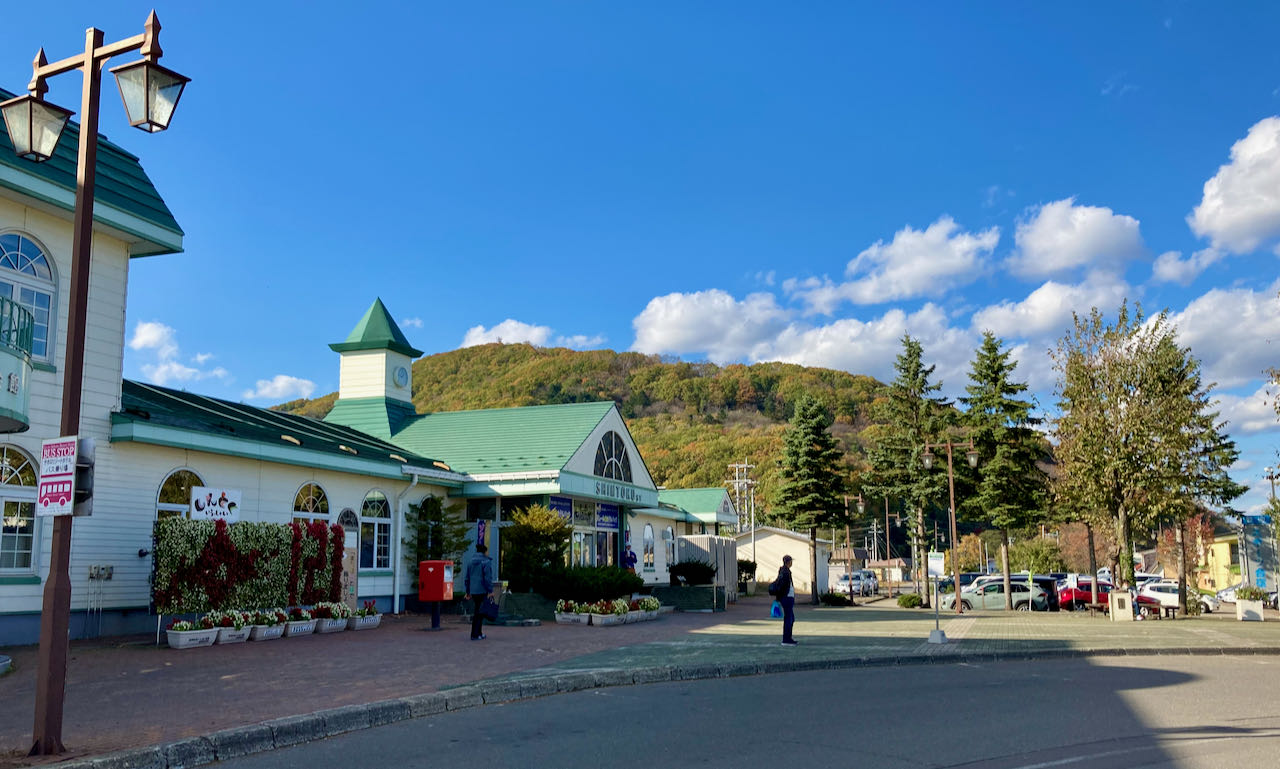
1058;580;1113;610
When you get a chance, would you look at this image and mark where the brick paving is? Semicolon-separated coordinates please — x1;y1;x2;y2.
2;594;1278;768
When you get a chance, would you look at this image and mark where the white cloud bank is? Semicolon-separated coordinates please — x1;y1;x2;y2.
631;290;789;363
128;321;228;387
461;319;606;350
1216;385;1280;436
1008;198;1144;278
971;272;1133;341
1151;248;1224;285
1190;116;1280;254
1168;279;1280;389
242;375;316;402
787;216;999;313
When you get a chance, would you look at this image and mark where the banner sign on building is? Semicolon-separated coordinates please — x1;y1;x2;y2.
595;503;619;530
549;495;573;521
36;436;77;517
190;487;242;521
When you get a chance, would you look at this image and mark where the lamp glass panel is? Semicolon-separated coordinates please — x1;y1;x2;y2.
146;68;187;130
922;453;934;470
2;100;33;157
31;101;69;157
114;65;149;127
967;451;979;468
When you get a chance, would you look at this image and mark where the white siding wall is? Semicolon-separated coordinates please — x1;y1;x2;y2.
628;513;681;586
337;349;412;401
737;531;829;595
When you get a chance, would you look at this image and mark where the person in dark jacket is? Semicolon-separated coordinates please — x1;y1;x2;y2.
777;555;797;646
464;543;495;640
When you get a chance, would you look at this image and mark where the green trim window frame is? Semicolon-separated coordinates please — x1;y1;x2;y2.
592;430;632;483
0;445;38;573
0;233;56;362
360;489;391;570
642;523;655;570
156;468;202;520
293;482;329;524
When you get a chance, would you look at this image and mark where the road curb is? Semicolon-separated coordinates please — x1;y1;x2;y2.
48;644;1280;768
0;654;10;675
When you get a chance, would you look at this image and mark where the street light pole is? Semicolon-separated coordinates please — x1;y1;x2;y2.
1265;467;1276;504
2;13;187;756
922;438;978;615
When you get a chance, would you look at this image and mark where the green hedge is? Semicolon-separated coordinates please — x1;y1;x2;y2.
152;518;343;614
533;565;643;603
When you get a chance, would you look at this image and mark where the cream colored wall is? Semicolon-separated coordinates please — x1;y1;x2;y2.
628;513;680;586
1199;539;1237;591
337;349;413;402
747;532;826;595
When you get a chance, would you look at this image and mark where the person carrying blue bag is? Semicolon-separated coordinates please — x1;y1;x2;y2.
772;555;796;646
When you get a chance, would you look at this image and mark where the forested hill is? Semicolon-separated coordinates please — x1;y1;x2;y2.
274;343;885;512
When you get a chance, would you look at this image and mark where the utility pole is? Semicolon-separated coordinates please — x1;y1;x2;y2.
726;459;757;562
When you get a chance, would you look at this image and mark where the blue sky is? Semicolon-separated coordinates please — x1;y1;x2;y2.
3;3;1279;511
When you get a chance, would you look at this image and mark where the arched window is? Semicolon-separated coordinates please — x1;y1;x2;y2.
663;526;675;567
592;430;632;483
360;490;391;569
642;523;655;569
0;445;37;572
156;468;203;520
293;482;328;523
0;233;56;361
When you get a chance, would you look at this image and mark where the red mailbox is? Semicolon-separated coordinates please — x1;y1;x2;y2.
419;560;454;602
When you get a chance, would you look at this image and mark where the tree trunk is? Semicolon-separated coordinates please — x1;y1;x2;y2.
809;528;820;605
915;507;928;608
1001;531;1012;610
1175;520;1187;613
1087;523;1098;607
1117;503;1133;588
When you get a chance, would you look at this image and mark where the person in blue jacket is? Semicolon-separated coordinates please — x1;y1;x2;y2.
464;543;494;641
776;555;797;646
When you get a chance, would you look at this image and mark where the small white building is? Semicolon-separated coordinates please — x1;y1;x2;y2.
735;526;831;596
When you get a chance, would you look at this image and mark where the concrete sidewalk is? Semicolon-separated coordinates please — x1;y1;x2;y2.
3;595;1278;769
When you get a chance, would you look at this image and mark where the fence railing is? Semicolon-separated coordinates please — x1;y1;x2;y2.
0;296;34;359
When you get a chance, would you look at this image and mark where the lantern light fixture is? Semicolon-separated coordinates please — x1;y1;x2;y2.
109;59;189;132
0;93;73;162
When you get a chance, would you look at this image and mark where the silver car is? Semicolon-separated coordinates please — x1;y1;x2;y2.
941;580;1047;611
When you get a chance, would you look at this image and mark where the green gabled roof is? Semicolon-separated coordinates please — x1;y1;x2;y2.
328;298;423;358
324;396;419;441
114;379;446;472
390;401;617;475
658;488;731;515
0;87;183;254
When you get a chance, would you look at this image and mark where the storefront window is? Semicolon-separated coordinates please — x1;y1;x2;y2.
0;233;55;361
643;524;655;569
156;468;202;520
360;490;391;569
664;526;675;566
592;431;632;482
293;482;329;523
0;445;36;572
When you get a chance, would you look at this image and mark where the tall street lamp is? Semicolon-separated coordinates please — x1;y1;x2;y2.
922;438;978;614
1265;467;1276;505
2;12;188;756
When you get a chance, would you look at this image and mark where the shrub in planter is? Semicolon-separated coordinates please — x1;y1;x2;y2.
668;559;717;586
820;592;851;606
535;565;643;603
1237;586;1269;602
897;593;923;609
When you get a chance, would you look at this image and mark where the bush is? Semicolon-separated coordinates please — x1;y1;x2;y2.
819;592;851;606
668;559;717;585
502;504;573;592
1237;585;1269;601
897;593;923;609
737;559;757;581
535;565;643;603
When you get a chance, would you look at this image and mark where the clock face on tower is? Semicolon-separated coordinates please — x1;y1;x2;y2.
394;366;409;388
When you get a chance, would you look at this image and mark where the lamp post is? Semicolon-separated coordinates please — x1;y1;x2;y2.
922;438;978;615
1265;467;1276;505
2;12;188;756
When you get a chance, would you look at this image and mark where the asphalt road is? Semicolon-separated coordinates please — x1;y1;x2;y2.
212;655;1280;769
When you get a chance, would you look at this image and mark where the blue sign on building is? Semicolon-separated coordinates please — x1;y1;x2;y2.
549;495;573;521
596;503;619;530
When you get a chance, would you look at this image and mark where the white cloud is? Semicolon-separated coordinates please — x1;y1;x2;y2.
555;334;607;349
1168;279;1280;389
971;272;1133;341
129;321;230;387
128;321;178;360
789;216;999;313
631;290;789;363
242;375;316;402
1216;385;1280;436
461;319;553;347
1151;248;1224;285
1008;198;1144;278
1189;116;1280;253
401;317;424;329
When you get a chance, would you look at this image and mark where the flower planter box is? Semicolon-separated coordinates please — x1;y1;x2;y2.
315;618;349;634
215;627;251;644
249;624;284;641
644;609;659;621
624;610;644;624
284;619;316;637
1237;599;1265;621
554;612;590;625
590;613;624;626
347;615;381;631
166;629;217;649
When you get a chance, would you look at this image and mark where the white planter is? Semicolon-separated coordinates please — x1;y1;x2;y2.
215;627;251;644
590;613;624;626
1237;599;1265;621
624;610;644;624
284;619;316;637
249;624;284;641
554;612;589;625
347;615;381;630
316;617;348;634
644;610;659;621
166;629;217;649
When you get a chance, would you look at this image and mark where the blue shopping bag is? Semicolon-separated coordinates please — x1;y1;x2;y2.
770;600;783;619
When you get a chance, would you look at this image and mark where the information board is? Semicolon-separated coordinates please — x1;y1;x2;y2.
36;436;77;517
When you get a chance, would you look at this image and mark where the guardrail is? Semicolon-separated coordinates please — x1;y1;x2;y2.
0;295;34;359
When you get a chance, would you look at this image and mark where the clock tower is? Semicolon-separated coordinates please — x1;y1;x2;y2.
323;298;423;440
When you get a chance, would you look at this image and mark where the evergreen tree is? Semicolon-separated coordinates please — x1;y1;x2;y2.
959;331;1049;608
773;395;846;604
402;496;471;590
865;336;949;605
502;504;573;593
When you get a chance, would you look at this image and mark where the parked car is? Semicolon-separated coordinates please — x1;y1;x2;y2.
857;569;879;595
1216;582;1279;608
832;572;873;596
1138;581;1218;614
1059;580;1113;610
940;580;1048;611
936;571;982;594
